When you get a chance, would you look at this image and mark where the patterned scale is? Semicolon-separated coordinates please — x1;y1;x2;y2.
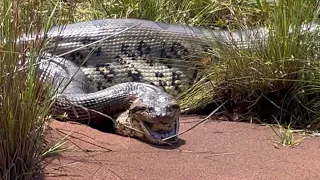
76;40;202;96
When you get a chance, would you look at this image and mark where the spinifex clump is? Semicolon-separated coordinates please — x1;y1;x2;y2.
179;0;320;129
0;1;75;179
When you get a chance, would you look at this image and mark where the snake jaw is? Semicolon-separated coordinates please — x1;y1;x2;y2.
139;118;180;144
114;109;180;145
122;98;180;144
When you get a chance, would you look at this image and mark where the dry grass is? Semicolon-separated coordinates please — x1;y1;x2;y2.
179;0;320;129
0;0;76;179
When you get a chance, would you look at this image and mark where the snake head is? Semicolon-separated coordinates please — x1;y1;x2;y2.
127;91;180;145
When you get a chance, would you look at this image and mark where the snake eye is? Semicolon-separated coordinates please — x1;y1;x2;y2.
167;104;180;111
165;104;179;113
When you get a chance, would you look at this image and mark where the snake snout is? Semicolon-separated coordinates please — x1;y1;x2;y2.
145;105;179;125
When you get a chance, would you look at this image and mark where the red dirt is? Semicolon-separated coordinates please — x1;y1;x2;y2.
35;116;320;180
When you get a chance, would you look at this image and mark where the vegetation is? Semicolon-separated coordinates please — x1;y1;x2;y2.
179;0;320;130
1;0;320;179
68;0;266;27
271;123;299;146
0;0;75;179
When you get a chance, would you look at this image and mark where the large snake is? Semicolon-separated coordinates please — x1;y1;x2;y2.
28;18;317;145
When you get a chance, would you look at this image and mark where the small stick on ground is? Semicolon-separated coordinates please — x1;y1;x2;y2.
162;101;228;142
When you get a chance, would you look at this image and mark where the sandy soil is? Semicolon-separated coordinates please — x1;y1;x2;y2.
35;116;320;180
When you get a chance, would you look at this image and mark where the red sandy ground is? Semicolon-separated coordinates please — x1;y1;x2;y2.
35;116;320;180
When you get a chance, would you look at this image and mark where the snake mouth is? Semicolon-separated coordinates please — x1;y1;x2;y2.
139;118;180;145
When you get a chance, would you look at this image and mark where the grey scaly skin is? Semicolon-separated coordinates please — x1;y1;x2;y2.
39;53;180;144
32;19;319;145
39;19;269;95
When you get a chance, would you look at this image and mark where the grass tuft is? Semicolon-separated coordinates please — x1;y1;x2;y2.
180;0;320;130
2;0;320;178
0;1;269;178
70;0;267;27
0;0;75;179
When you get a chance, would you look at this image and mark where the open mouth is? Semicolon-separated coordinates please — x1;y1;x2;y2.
139;119;180;144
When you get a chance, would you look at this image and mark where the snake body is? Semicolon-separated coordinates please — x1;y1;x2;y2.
33;18;317;145
39;19;268;95
39;54;180;144
32;19;269;145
